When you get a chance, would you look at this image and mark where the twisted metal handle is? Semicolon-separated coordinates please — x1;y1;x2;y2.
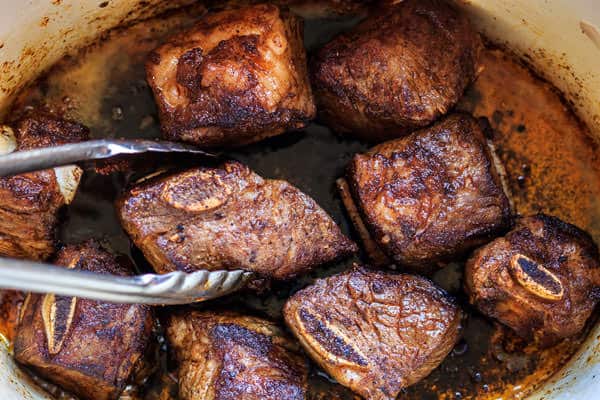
0;257;252;305
0;139;216;176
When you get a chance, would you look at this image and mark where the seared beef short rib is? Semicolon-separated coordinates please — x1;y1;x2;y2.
465;214;600;346
117;160;356;279
146;4;316;147
14;242;154;400
284;267;462;400
341;113;511;270
167;311;308;400
311;0;482;141
0;113;88;260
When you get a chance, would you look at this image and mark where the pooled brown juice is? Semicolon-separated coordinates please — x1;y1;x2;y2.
2;4;600;400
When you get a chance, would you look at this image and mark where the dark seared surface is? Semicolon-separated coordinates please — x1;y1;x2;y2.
167;311;308;400
146;3;315;147
284;267;462;400
345;113;511;271
0;113;88;260
311;0;482;141
117;160;356;280
11;114;89;150
465;214;600;347
13;242;154;400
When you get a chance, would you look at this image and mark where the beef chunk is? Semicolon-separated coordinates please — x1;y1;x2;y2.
167;311;308;400
465;214;600;347
284;267;462;400
0;114;88;260
117;160;356;280
311;0;482;141
146;3;315;148
342;113;511;270
14;242;154;400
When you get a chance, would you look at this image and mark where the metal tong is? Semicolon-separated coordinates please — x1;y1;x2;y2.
0;257;253;305
0;138;217;176
0;139;251;304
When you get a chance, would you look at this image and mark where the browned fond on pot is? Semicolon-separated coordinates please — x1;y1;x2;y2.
0;4;599;400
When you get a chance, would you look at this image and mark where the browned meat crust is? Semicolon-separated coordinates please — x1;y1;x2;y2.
311;0;483;141
117;160;356;279
14;242;154;400
465;214;600;347
0;113;88;260
12;115;89;150
345;113;512;270
283;267;462;400
146;3;316;147
167;311;308;400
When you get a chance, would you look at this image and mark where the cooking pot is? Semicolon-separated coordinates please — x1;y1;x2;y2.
0;0;598;399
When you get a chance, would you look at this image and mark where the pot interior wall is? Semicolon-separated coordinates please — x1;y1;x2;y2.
0;1;598;399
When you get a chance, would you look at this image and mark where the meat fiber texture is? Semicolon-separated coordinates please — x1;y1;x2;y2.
465;214;600;347
146;3;316;147
167;311;308;400
344;113;511;271
14;242;154;400
311;0;483;141
117;160;356;280
284;267;462;400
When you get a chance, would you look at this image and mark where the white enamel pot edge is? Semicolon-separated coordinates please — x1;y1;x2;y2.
0;0;598;399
